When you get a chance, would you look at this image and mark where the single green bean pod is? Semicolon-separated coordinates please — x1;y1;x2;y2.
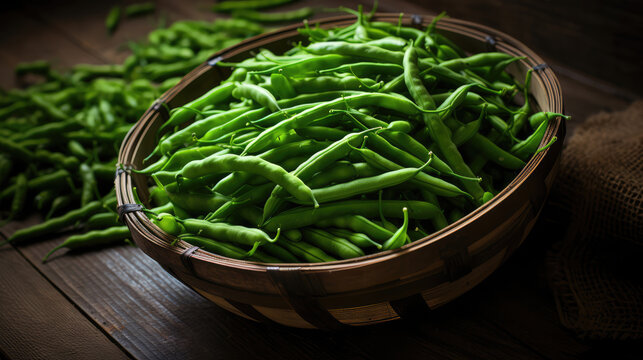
261;243;299;263
8;201;105;244
178;235;265;260
302;228;365;260
317;215;393;243
9;173;28;220
105;6;121;34
86;212;121;230
263;200;440;232
528;112;570;130
279;238;337;263
159;82;235;134
42;226;130;263
381;207;410;251
79;163;98;206
232;83;280;112
327;228;382;249
231;7;314;23
34;190;56;212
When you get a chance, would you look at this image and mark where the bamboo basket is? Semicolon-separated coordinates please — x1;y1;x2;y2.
116;13;565;329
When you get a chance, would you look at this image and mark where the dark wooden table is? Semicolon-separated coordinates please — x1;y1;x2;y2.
1;1;640;359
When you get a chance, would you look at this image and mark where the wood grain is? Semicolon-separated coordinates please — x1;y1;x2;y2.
0;243;129;360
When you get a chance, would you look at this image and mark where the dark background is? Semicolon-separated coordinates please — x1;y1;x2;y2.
0;1;641;359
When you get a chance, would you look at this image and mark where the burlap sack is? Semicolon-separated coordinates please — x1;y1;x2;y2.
546;100;643;339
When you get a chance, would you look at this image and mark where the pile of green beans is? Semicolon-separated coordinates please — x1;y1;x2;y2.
0;16;270;261
141;9;569;264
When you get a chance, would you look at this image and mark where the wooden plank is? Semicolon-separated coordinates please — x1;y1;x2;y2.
0;243;129;359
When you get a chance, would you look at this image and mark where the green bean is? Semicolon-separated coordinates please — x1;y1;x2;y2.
45;194;75;220
8;174;28;220
308;162;377;189
261;128;377;222
14;119;82;141
180;154;317;206
418;190;449;230
510;116;551;160
232;7;314;23
248;54;353;76
295;126;348;141
79;163;98;206
349;146;470;198
15;60;50;76
68;140;90;159
166;191;230;217
290;76;380;93
242;92;430;155
284;229;302;242
451;109;484;146
509;70;533;137
232;83;280;111
194;94;357;149
125;2;155;17
7;201;105;244
212;139;330;195
404;46;484;202
465;134;526;169
302;228;365;259
180;218;279;247
212;0;294;12
262;200;440;232
270;73;296;99
156;107;249;156
279;238;337;263
318;62;404;77
86;212;120;230
528;112;570;130
289;159;432;205
159;82;235;133
0;169;73;203
366;37;408;51
152;213;186;235
138;145;224;174
439;53;514;71
381;207;409;251
105;6;121;34
34;150;79;170
380;71;438;93
35;190;56;212
306;41;404;64
178;235;256;260
0;137;34;162
327;228;382;249
261;243;299;262
42;226;130;263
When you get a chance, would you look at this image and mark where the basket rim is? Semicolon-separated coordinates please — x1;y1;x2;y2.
116;12;564;273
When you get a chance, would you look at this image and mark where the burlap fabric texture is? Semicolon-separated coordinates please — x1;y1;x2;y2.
547;100;643;339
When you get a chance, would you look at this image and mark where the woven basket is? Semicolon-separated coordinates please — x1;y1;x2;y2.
116;13;565;329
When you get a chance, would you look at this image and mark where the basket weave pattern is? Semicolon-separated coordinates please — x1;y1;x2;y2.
116;14;565;329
